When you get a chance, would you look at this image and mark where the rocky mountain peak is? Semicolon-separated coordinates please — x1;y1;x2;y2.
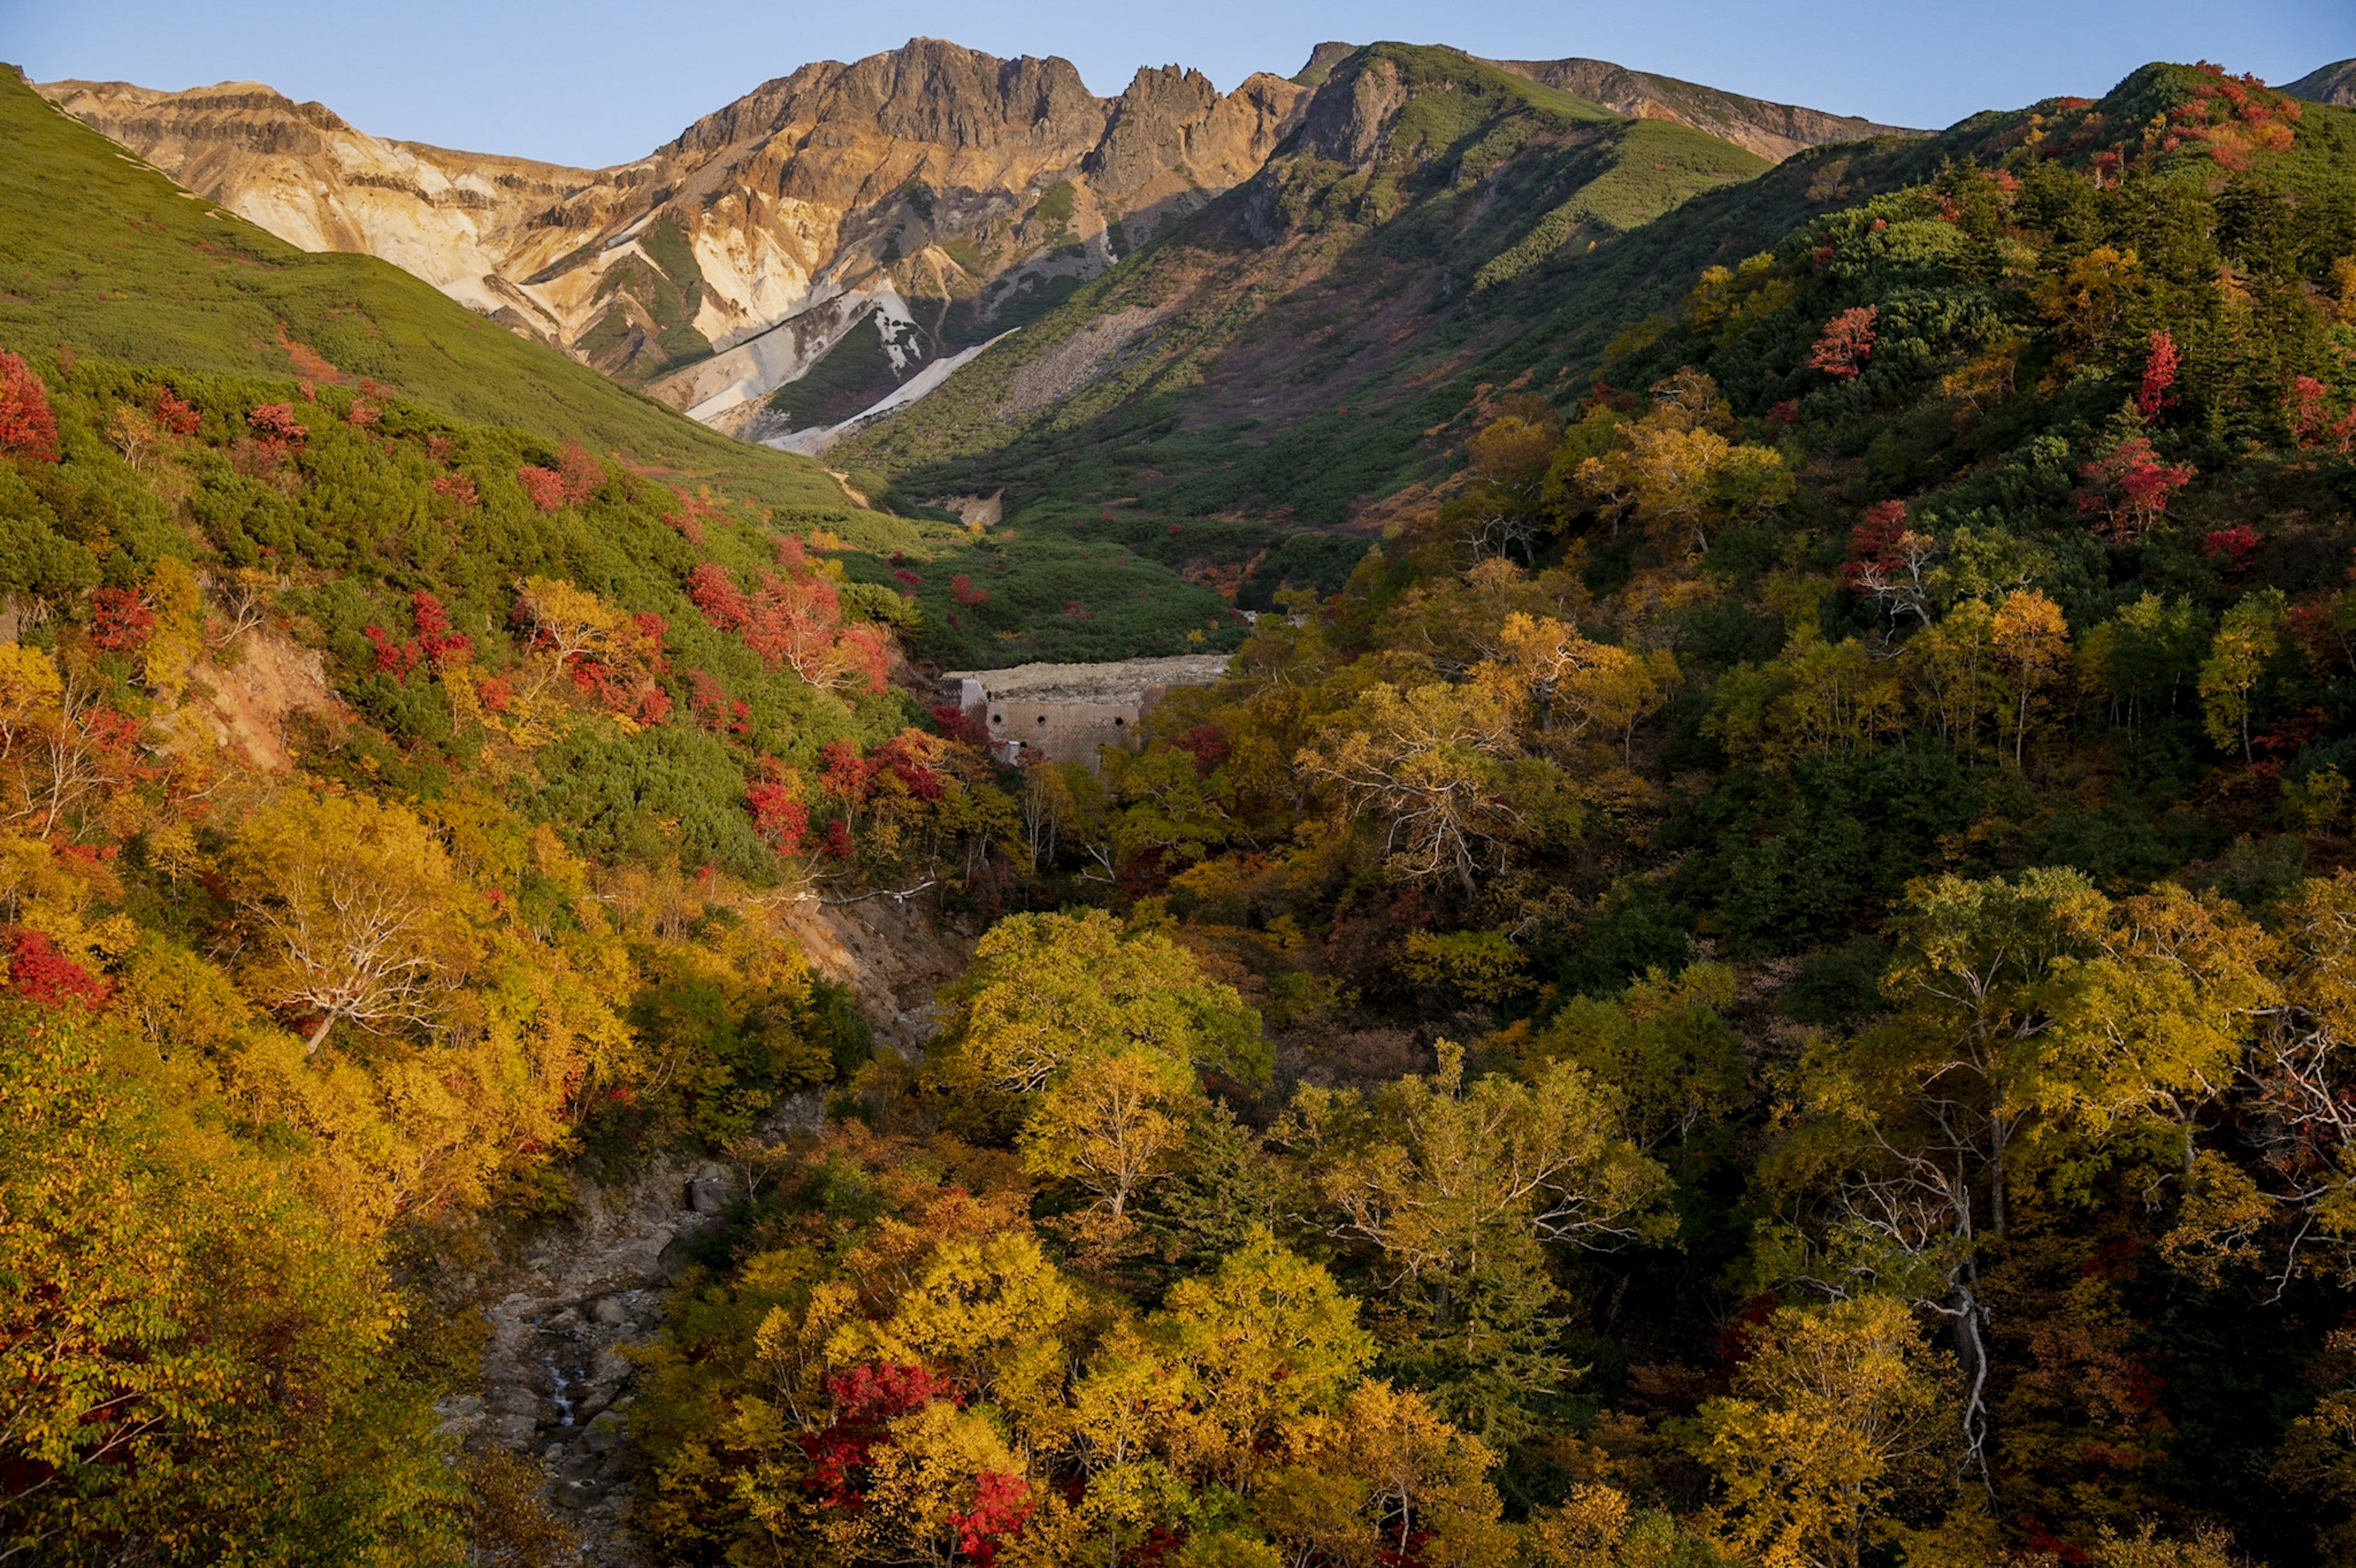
35;33;1888;445
37;36;1312;428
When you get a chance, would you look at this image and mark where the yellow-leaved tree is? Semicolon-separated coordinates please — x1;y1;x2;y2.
931;907;1266;1113
226;790;477;1057
1698;1296;1960;1568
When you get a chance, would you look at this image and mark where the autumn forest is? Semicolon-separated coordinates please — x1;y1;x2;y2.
4;35;2356;1568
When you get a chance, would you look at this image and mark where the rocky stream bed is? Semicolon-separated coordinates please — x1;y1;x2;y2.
435;891;969;1562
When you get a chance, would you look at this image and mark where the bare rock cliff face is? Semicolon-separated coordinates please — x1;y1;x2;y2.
38;40;1307;421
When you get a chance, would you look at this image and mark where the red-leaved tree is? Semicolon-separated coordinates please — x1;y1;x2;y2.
745;757;810;856
247;402;309;456
89;588;156;653
799;1361;959;1509
945;1472;1033;1568
2136;331;2182;422
558;441;603;506
2;927;110;1011
153;386;201;437
1806;306;1878;378
2289;376;2356;455
0;352;60;462
2076;436;2196;542
517;466;568;513
366;591;475;679
2202;526;2262;572
687;558;889;695
1842;500;1938;629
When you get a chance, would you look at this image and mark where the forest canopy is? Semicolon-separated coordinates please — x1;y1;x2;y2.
4;48;2356;1568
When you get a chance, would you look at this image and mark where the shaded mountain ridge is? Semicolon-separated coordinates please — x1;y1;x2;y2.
2289;56;2356;106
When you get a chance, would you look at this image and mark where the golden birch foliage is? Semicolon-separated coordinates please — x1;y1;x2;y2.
1296;675;1526;897
1565;372;1789;553
1072;1320;1188;1479
1314;1379;1512;1568
1177;1531;1286;1568
139;556;202;702
2199;590;2285;759
2088;1523;2248;1568
2274;1326;2356;1564
1987;589;2071;765
1494;615;1681;761
0;642;61;762
937;907;1266;1098
226;790;476;1056
2036;883;2274;1137
1901;598;1996;755
0;1009;464;1560
1254;1466;1374;1567
1155;1228;1374;1488
510;574;642;696
1711;639;1905;766
1522;963;1749;1146
828;1228;1077;1405
1528;1484;1635;1568
1285;1042;1676;1275
1018;1045;1197;1216
1698;1296;1958;1568
2035;244;2141;346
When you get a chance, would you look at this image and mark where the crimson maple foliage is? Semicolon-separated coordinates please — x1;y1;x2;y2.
152;385;201;437
946;1470;1033;1568
2289;376;2356;455
2;927;110;1011
558;441;603;506
1842;500;1912;582
516;466;567;513
1805;306;1877;379
687;556;888;694
246;402;309;452
799;1361;959;1508
0;351;60;462
2137;331;2182;422
2076;434;2196;541
745;758;810;855
366;592;474;678
89;588;155;652
2202;525;2262;570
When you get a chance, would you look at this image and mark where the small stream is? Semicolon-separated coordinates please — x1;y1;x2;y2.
543;1331;577;1429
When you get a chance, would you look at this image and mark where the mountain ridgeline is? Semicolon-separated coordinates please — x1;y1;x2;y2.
37;37;1898;447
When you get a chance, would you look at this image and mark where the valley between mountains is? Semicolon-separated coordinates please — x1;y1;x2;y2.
7;24;2356;1568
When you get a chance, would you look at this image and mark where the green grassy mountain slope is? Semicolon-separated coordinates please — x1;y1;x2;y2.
0;66;843;513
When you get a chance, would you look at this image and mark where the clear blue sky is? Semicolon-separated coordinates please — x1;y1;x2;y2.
5;0;2350;169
